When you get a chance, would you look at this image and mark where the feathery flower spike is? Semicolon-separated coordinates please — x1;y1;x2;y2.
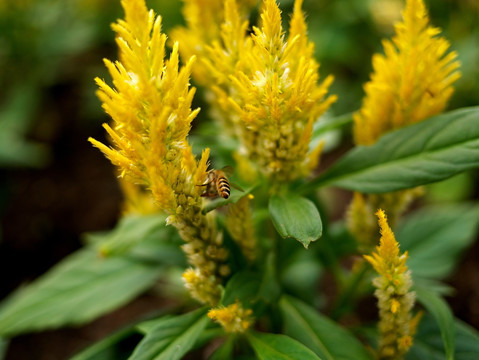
364;210;417;360
89;0;229;305
218;0;336;182
354;0;461;145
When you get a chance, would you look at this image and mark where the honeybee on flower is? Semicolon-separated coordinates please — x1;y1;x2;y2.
198;166;243;199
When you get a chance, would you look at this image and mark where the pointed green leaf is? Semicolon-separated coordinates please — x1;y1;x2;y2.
279;296;372;360
92;214;168;257
303;107;479;193
416;287;455;360
269;195;322;248
247;332;321;360
397;204;479;280
128;308;209;360
0;224;176;337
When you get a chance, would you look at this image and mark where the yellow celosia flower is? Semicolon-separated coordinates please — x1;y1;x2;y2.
364;210;416;360
354;0;461;145
89;0;229;305
226;195;257;262
208;301;254;333
216;0;336;182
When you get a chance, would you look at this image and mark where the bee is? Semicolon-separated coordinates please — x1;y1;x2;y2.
198;166;243;199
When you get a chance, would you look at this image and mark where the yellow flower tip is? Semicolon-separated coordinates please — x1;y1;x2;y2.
390;299;400;314
363;254;375;267
248;194;254;200
208;301;254;333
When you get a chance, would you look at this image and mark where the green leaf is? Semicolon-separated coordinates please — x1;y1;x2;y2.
221;271;262;307
85;215;185;267
406;314;479;360
269;195;322;248
415;287;455;360
303;107;479;193
70;327;135;360
247;332;321;360
397;204;479;280
128;308;209;360
279;296;372;360
93;214;168;257
0;243;165;337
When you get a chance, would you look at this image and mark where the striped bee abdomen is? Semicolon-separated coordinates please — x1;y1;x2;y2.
218;176;230;199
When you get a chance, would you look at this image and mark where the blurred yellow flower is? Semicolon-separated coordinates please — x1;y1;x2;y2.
364;210;417;359
354;0;461;145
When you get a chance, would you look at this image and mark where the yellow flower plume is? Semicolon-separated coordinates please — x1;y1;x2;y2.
219;0;336;182
89;0;229;305
354;0;461;145
364;209;417;360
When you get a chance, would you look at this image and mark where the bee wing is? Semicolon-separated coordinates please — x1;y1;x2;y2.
220;165;234;177
230;182;244;192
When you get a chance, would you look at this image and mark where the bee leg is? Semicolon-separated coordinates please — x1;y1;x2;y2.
196;180;213;187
